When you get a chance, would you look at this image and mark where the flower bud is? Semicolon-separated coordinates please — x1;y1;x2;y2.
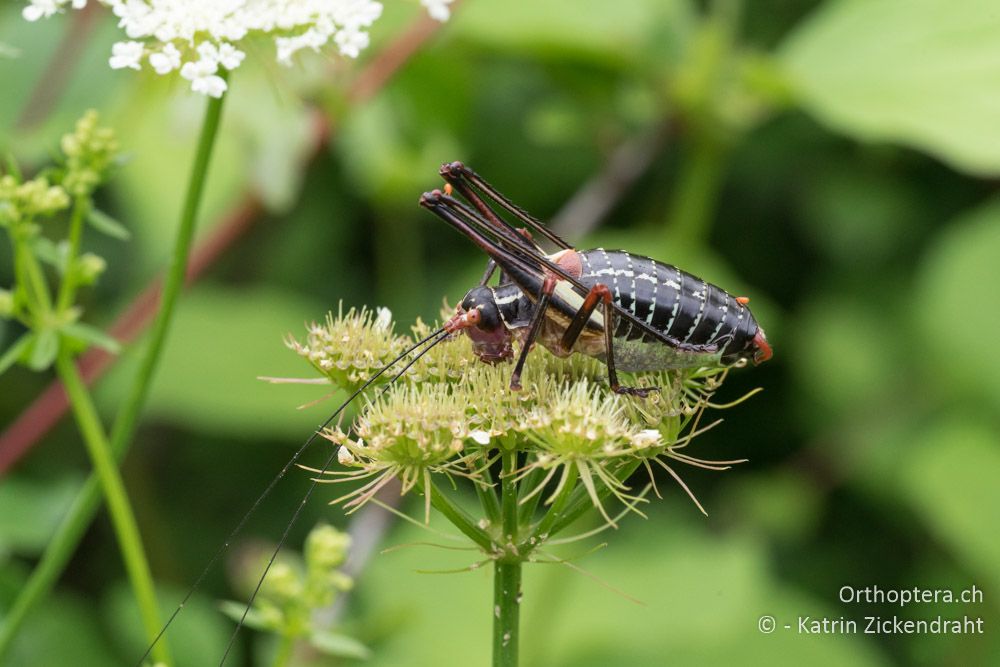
261;561;302;604
76;253;107;285
305;524;351;571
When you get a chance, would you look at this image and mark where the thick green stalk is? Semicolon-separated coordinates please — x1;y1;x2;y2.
0;86;227;662
493;451;521;667
55;351;171;666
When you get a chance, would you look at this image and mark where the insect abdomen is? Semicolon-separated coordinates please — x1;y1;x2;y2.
578;249;759;365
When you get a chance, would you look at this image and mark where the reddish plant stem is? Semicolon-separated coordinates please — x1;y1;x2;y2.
16;3;101;130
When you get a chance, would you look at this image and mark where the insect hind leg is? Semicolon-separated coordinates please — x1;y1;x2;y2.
560;283;658;398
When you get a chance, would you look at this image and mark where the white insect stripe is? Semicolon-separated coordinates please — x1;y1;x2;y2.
627;253;636;312
635;272;658;283
683;280;708;343
645;283;657;324
609;253;620;301
590;267;634;277
708;291;730;343
664;266;683;334
493;292;521;306
623;253;636;339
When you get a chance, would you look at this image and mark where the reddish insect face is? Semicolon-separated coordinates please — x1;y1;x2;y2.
444;286;515;364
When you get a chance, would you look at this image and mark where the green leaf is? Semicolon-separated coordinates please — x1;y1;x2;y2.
309;629;372;660
898;418;1000;593
780;0;1000;176
4;151;21;179
0;331;33;376
0;475;83;553
96;286;331;439
61;322;121;354
357;507;885;667
86;208;131;240
29;236;65;272
217;600;271;632
26;328;57;371
455;0;694;67
915;199;1000;410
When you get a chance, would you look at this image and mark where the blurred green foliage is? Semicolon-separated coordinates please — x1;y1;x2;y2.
1;0;998;665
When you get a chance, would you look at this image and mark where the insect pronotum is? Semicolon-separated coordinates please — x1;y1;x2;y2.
139;162;771;665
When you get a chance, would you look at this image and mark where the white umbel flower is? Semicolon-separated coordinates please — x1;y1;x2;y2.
421;0;452;22
22;0;452;96
108;40;143;69
148;42;181;74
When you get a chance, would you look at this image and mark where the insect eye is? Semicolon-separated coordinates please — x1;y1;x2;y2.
467;308;482;325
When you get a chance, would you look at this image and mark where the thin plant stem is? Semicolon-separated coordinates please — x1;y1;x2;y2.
0;82;227;663
55;196;88;312
107;76;227;453
527;465;578;546
271;634;295;667
666;132;726;247
0;475;104;657
493;450;521;667
17;243;52;317
54;350;171;666
500;450;518;543
516;465;547;526
665;0;739;248
474;456;502;527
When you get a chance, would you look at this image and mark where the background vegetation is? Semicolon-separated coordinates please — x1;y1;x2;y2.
1;0;998;665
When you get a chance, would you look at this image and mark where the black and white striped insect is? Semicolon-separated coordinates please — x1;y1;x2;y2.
421;161;771;397
141;162;771;665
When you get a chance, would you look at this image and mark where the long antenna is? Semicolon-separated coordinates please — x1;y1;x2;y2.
136;326;447;666
217;328;454;665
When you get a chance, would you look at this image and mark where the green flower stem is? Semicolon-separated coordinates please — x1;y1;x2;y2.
55;196;88;312
516;465;546;526
666;131;726;248
493;450;521;667
426;479;494;552
474;456;502;527
549;460;643;536
107;77;226;454
271;634;295;667
0;474;104;657
526;465;578;546
54;350;171;666
16;242;52;318
0;82;227;662
500;450;518;541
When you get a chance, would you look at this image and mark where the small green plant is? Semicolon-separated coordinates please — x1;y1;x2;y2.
289;306;754;667
0;111;175;664
0;110;123;373
222;524;370;666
